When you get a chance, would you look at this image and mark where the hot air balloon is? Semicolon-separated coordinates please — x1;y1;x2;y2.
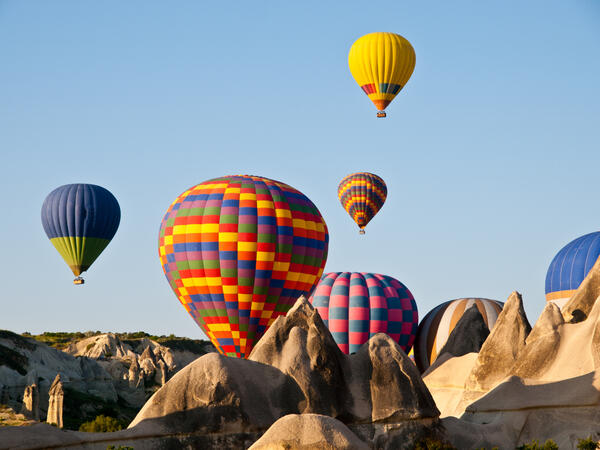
158;175;329;358
41;184;121;285
546;232;600;308
308;272;418;354
413;298;503;373
348;32;416;118
338;172;387;234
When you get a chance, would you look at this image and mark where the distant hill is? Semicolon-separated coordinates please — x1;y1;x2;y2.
23;331;213;354
0;330;215;430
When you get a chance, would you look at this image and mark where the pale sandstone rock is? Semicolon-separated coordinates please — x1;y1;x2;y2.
249;414;369;450
434;265;600;449
511;302;564;378
46;374;64;428
128;353;304;435
20;383;39;421
465;291;531;392
248;296;439;422
127;297;442;449
0;331;117;417
423;353;478;417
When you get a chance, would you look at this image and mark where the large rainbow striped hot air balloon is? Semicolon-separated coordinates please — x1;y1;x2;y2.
348;32;416;118
545;232;600;308
412;298;503;373
308;272;418;354
41;184;121;285
338;172;387;234
158;175;329;358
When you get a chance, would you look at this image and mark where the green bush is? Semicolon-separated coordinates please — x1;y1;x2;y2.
578;436;599;450
79;415;124;433
517;439;559;450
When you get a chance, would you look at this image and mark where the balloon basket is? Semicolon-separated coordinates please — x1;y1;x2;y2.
73;277;85;285
376;111;387;118
359;229;365;235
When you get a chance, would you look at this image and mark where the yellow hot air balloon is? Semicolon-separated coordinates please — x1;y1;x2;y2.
348;32;416;118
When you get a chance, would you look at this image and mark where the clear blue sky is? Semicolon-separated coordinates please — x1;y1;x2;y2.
1;1;599;338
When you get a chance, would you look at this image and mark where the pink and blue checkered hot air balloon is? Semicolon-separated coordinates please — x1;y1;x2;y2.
308;272;418;354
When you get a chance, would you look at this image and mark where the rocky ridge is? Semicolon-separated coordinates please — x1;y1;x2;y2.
0;331;213;429
424;256;600;448
0;296;447;449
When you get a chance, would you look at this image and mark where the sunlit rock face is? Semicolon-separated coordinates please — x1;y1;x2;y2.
126;296;445;449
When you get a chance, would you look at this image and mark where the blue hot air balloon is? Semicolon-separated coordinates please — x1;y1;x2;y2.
545;232;600;308
41;184;121;284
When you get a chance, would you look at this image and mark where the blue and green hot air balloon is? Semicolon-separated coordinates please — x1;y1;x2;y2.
41;184;120;284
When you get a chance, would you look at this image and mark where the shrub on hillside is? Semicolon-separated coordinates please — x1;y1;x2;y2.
578;436;599;450
79;415;124;433
517;439;559;450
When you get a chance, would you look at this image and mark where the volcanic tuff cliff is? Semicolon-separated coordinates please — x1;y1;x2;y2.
0;331;214;429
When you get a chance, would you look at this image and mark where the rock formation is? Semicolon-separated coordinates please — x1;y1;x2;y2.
129;352;304;438
435;304;490;361
424;258;600;448
510;301;564;378
424;291;533;417
423;352;479;417
65;333;212;406
20;383;39;420
128;296;443;449
249;414;370;450
11;262;600;450
46;374;64;428
249;298;439;424
0;330;117;421
128;357;142;389
465;291;531;392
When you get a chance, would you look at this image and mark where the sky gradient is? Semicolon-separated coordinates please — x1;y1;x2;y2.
1;1;599;338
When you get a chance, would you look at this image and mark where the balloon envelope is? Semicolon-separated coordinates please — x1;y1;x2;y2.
41;184;120;277
338;172;387;232
413;298;503;373
545;232;600;308
309;272;418;354
348;32;416;115
158;175;329;358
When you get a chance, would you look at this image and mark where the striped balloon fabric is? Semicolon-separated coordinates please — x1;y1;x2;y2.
413;298;503;373
41;184;121;278
158;175;329;358
338;172;387;233
309;272;418;354
545;232;600;308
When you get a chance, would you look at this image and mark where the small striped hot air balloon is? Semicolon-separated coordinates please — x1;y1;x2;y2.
348;32;416;118
413;298;503;373
338;172;387;234
545;232;600;309
308;272;418;354
158;175;329;358
41;184;121;285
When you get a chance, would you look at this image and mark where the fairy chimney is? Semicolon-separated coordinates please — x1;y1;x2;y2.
46;374;64;428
